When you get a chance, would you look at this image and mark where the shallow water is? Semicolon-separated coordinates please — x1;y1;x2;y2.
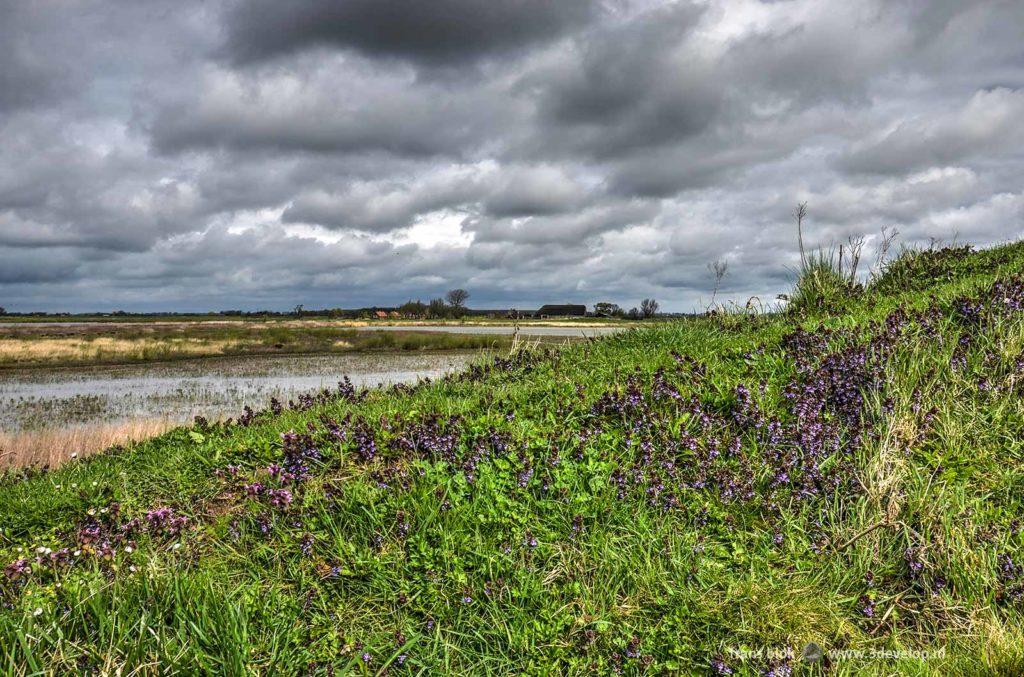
354;324;622;336
0;352;476;432
0;321;624;337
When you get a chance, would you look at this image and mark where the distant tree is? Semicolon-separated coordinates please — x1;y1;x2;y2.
427;298;449;319
445;289;469;318
0;306;5;315
627;307;641;320
446;289;469;309
594;301;621;317
399;300;428;317
640;298;659;318
293;304;304;317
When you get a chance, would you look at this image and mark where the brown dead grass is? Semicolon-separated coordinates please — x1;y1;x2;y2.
0;337;250;367
0;418;177;469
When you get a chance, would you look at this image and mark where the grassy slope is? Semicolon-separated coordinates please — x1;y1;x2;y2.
2;243;1024;674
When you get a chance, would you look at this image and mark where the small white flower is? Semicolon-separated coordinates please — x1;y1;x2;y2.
73;550;81;557
33;608;43;617
129;565;138;572
87;509;96;516
124;546;134;554
171;543;182;550
91;481;98;487
70;453;78;459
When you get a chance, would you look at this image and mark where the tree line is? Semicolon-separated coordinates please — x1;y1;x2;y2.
593;298;659;319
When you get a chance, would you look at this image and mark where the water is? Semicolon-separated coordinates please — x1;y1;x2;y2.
0;321;624;338
0;352;476;432
354;324;622;336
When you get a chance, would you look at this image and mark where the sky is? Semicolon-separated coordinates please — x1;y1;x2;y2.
1;0;1023;313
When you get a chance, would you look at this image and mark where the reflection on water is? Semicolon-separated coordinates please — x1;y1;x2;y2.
0;352;477;432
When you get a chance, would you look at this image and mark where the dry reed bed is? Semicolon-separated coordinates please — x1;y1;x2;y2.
0;418;177;469
0;337;252;367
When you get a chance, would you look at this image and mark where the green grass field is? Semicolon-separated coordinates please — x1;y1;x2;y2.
2;242;1024;674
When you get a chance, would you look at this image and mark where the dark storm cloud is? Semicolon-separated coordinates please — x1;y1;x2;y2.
223;0;599;66
2;0;1024;313
531;1;717;156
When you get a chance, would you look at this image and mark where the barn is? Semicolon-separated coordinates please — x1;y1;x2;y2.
533;304;586;318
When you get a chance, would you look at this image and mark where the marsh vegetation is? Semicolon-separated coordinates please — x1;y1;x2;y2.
0;322;522;369
0;352;477;469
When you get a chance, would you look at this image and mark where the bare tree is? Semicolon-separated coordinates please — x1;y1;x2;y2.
844;235;865;285
640;298;659;318
871;226;899;280
445;288;470;309
708;258;729;308
795;202;808;269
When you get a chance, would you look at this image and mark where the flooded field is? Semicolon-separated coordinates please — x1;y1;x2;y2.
0;320;619;467
0;351;477;467
353;324;623;336
0;352;476;432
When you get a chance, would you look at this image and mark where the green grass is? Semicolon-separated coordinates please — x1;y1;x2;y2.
2;242;1024;674
787;250;860;314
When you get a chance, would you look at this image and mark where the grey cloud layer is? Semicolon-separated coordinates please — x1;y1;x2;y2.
223;0;599;66
1;0;1023;312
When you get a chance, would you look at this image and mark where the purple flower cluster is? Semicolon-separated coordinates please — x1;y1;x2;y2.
460;349;556;383
144;507;189;536
710;654;734;675
3;558;31;581
997;553;1023;604
279;429;322;482
859;594;876;618
242;482;293;507
236;376;367;426
391;415;460;463
904;545;925;580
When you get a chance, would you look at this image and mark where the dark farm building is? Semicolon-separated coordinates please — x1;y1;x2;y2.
534;304;586;318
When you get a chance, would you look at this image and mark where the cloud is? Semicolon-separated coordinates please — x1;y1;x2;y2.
0;5;74;112
1;0;1024;312
148;63;512;158
222;0;599;66
282;166;491;232
837;88;1024;175
529;1;719;157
